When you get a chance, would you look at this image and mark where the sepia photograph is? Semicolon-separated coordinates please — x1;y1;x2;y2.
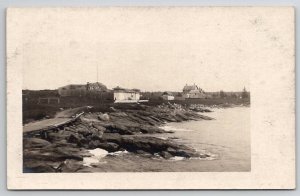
6;7;295;189
19;8;251;173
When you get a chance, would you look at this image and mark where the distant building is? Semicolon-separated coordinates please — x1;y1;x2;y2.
86;82;108;92
58;84;86;97
86;82;109;99
113;86;141;103
162;92;175;100
183;84;206;99
58;82;108;97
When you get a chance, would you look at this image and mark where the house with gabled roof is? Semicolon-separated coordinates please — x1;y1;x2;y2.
183;84;206;99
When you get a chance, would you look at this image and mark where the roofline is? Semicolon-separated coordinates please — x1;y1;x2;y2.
113;86;140;92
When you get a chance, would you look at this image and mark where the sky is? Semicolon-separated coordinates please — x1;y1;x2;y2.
21;7;251;92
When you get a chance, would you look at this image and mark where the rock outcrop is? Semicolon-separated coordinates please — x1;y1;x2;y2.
23;103;214;172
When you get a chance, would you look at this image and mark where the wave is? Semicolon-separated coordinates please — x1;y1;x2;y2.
108;150;129;156
83;148;109;167
159;125;194;132
83;149;130;167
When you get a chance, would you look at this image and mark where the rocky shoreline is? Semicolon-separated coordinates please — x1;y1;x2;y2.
23;103;215;173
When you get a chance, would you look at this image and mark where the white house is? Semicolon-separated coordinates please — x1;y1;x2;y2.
113;86;141;103
162;92;175;100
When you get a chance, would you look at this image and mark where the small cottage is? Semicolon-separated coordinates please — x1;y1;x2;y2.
113;86;141;103
162;92;175;100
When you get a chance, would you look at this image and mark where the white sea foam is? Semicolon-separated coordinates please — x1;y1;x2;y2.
156;136;168;140
192;151;218;161
83;148;109;167
160;125;193;132
108;150;129;156
170;156;186;161
190;156;217;161
89;148;109;157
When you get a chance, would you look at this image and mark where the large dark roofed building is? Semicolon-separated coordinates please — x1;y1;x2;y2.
87;82;108;92
58;82;108;97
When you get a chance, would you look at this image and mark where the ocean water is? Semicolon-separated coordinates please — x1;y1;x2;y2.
159;107;251;171
82;107;250;172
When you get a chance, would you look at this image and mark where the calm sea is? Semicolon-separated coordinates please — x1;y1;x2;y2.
82;107;251;172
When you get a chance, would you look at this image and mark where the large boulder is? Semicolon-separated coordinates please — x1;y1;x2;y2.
139;125;166;134
24;148;83;162
97;142;119;152
57;159;85;172
111;135;200;159
75;125;92;136
160;151;173;159
92;124;106;132
23;164;56;173
67;134;81;144
103;123;134;135
119;136;169;154
47;130;74;142
102;133;123;144
88;140;101;149
89;140;119;152
23;138;51;148
98;113;110;121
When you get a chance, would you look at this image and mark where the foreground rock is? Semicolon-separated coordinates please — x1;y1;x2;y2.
100;133;199;158
23;103;213;172
23;139;91;173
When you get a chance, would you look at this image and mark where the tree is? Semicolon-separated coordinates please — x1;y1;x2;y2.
242;87;249;99
231;93;237;99
220;90;226;98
